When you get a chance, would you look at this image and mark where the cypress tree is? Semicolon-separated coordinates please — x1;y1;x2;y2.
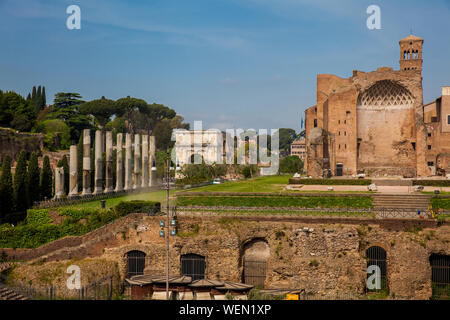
0;155;14;222
31;86;36;100
42;86;46;107
59;155;70;195
26;93;31;101
13;151;29;213
37;86;42;100
77;134;83;192
27;152;40;207
40;156;53;200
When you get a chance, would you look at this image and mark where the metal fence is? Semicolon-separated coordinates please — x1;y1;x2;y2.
126;251;149;278
243;259;267;288
177;206;448;220
8;276;120;300
33;186;164;209
366;246;388;291
181;254;206;281
430;254;450;299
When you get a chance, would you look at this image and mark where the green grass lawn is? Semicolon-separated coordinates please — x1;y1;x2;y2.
176;195;373;208
182;175;291;193
57;190;175;210
431;198;450;210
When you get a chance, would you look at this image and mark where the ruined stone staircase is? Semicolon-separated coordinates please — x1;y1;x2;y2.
0;285;29;300
373;194;432;211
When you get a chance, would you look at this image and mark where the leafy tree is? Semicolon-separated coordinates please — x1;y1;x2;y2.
35;119;71;150
44;93;90;143
279;156;303;174
40;156;53;200
114;97;148;133
53;92;85;112
240;165;258;178
0;91;26;126
278;128;298;155
27;152;41;207
11;102;36;132
0;155;14;221
78;97;116;127
153;119;174;150
13;151;29;213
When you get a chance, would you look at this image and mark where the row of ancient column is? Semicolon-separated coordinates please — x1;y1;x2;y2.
54;129;156;199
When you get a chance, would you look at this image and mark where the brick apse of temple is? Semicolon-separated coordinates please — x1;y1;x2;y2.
304;35;450;178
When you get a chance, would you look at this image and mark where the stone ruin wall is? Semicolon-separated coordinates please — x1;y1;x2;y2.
6;215;449;300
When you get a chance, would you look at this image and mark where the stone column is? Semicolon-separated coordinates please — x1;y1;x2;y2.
93;130;103;195
141;134;149;189
81;129;92;196
68;145;78;198
105;131;114;193
54;167;65;199
124;133;132;191
149;135;156;187
115;133;124;192
133;134;141;189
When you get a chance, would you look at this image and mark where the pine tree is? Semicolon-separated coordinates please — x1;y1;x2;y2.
27;152;40;206
40;156;53;200
13;151;29;213
0;155;14;222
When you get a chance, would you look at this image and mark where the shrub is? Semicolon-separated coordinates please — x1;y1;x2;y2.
431;198;450;210
114;200;161;216
26;209;53;225
280;156;303;174
58;208;95;221
0;155;14;222
413;180;450;187
289;178;372;186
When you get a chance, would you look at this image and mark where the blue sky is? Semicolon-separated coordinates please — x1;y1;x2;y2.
1;0;450;131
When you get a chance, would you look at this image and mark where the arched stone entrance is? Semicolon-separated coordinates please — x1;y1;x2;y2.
242;239;270;288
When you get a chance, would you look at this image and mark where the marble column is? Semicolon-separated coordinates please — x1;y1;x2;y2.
141;135;149;189
105;131;114;193
81;129;92;196
149;135;156;187
54;167;65;199
133;134;141;189
93;130;103;195
124;133;132;191
115;133;124;192
68;145;78;198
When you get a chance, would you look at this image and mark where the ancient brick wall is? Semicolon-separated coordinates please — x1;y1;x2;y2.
3;214;449;299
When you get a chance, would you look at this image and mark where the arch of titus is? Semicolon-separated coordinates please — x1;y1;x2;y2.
54;129;157;199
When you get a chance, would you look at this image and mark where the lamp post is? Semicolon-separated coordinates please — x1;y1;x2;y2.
165;154;170;300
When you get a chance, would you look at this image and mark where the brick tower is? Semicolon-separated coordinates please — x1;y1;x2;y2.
399;34;424;72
